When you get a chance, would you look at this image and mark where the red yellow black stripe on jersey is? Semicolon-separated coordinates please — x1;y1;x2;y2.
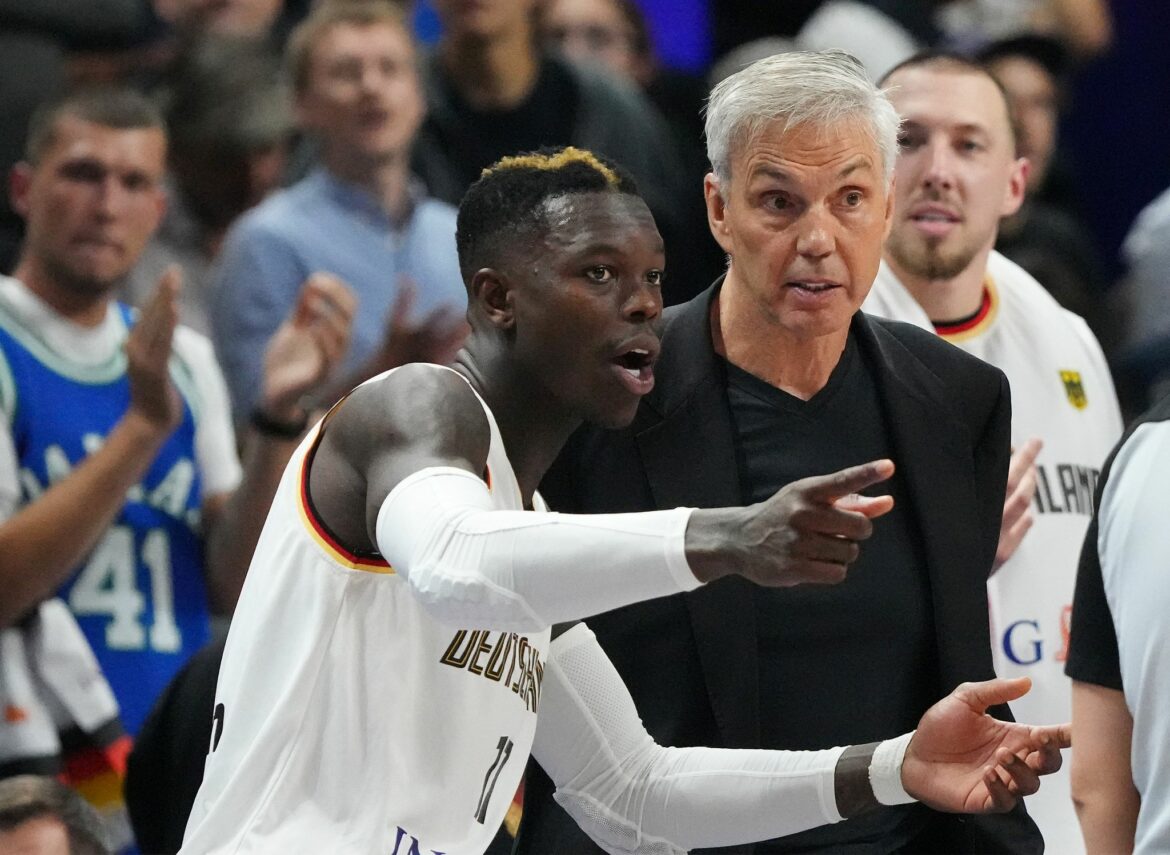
297;423;394;574
294;381;496;573
934;276;1000;342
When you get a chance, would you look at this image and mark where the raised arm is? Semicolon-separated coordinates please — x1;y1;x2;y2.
201;273;355;613
533;625;1069;855
310;364;899;633
0;272;182;627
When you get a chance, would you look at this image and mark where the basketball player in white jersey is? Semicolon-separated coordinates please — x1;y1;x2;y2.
182;148;1069;855
863;54;1122;852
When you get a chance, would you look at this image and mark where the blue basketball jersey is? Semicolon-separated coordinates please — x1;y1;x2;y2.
0;301;211;734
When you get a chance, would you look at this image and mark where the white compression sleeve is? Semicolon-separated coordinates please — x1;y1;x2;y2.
375;467;699;631
532;625;917;855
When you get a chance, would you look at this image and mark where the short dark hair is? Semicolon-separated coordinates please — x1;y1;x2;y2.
455;146;641;284
879;51;1019;155
978;34;1069;82
24;87;164;165
285;0;411;96
0;776;109;855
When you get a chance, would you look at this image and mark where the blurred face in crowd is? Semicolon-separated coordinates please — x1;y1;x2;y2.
0;815;71;855
296;20;425;167
432;0;538;43
541;0;638;80
705;118;893;343
985;54;1059;191
883;64;1026;284
10;116;167;297
152;0;283;37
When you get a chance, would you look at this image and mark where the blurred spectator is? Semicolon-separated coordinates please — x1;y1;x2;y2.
120;35;295;335
213;0;467;424
539;0;652;83
63;0;299;93
709;2;918;85
797;1;919;81
980;35;1111;346
151;0;284;38
1111;187;1170;417
935;0;1112;59
0;86;352;745
0;599;130;847
414;0;696;302
709;0;936;64
537;0;721;300
0;1;149;274
0;775;109;855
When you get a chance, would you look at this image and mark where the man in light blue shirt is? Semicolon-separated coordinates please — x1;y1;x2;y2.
212;1;466;422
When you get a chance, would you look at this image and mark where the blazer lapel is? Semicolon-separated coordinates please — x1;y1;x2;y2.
634;284;760;748
856;316;991;692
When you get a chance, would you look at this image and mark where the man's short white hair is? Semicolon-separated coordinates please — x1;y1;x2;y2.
705;49;900;191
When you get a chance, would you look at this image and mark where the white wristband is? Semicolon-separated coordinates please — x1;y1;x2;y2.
870;731;915;805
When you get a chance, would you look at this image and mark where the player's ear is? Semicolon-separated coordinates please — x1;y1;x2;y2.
9;162;32;219
470;268;514;330
1002;156;1028;217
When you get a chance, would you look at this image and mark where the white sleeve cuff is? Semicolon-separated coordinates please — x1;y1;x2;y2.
870;731;915;805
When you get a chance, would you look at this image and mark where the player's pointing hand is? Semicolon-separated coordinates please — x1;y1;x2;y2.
686;459;896;586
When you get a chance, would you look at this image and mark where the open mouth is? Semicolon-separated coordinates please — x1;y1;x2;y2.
614;347;654;380
611;346;655;394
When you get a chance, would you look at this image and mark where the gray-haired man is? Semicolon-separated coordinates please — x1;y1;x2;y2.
518;50;1044;853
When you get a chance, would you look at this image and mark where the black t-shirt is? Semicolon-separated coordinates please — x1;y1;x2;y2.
725;335;937;853
428;57;578;193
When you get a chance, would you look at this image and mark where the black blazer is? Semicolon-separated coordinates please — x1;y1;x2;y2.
518;283;1042;854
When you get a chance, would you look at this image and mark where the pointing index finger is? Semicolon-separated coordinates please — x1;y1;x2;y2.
802;459;895;503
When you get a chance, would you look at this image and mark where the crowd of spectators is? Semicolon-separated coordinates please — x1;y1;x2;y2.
1;0;1168;852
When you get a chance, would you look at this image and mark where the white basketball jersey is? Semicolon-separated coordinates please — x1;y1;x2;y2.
865;253;1122;853
180;366;551;855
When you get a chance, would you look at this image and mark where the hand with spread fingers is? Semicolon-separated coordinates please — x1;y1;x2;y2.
688;459;897;587
260;272;357;424
125;266;184;433
372;277;470;372
993;438;1042;571
904;676;1070;813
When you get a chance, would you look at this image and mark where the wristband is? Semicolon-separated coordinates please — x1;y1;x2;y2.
250;407;308;439
834;731;916;818
870;731;915;805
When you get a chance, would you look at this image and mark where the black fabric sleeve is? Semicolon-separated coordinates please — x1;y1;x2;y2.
1065;498;1123;690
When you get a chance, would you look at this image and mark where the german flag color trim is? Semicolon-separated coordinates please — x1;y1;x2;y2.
298;434;394;574
934;276;999;342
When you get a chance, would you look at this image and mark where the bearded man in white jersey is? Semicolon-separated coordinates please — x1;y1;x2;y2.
181;147;1068;855
863;53;1122;852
